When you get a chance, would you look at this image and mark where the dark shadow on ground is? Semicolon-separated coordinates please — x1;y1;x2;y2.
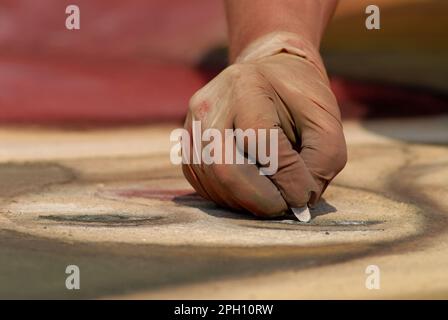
173;192;337;221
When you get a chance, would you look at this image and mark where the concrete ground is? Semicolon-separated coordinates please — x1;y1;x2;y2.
0;115;447;299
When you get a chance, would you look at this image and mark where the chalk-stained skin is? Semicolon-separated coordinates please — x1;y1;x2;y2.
183;32;347;218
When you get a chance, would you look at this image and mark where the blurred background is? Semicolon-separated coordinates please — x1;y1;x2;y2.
0;0;447;124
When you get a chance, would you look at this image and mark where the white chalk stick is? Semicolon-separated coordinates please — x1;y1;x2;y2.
292;206;311;223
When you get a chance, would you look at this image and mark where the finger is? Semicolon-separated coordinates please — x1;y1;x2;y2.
279;90;347;205
192;128;289;217
259;53;348;205
209;159;289;217
182;113;231;207
234;90;319;208
184;67;289;217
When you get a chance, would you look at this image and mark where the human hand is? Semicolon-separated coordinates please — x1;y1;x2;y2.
182;32;347;218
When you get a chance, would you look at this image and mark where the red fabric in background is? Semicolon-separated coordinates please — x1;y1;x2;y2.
1;0;446;124
0;0;225;123
0;0;226;62
0;55;206;123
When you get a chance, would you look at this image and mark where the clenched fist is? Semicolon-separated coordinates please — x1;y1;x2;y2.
182;32;347;218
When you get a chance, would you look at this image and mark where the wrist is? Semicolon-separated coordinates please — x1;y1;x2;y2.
234;31;326;77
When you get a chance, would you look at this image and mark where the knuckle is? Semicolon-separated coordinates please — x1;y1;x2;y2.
222;63;244;78
318;124;348;173
324;136;347;175
305;129;347;179
188;90;203;113
335;144;348;172
189;91;211;120
222;63;257;85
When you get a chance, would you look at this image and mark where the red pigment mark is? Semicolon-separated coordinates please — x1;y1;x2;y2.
115;189;201;201
196;101;210;120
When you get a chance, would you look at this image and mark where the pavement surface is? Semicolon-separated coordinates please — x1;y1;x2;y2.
0;115;447;299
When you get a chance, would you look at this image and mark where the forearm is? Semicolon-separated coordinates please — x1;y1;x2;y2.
225;0;338;62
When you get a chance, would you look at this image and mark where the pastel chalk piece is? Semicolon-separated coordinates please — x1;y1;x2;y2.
292;206;311;223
